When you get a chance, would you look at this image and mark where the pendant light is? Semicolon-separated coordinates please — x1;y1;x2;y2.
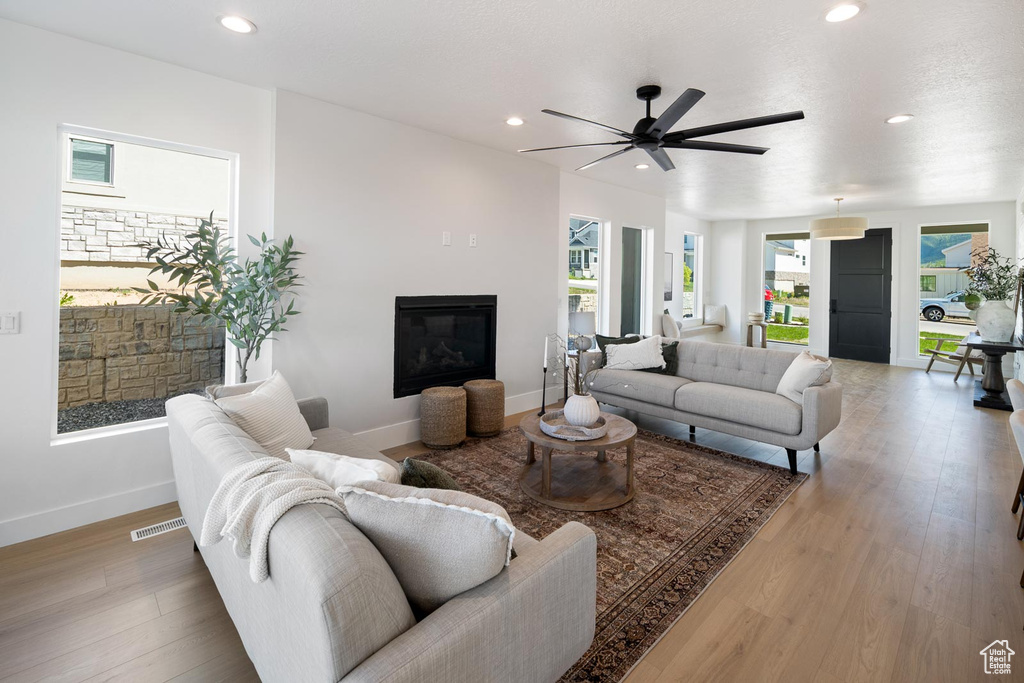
810;198;867;240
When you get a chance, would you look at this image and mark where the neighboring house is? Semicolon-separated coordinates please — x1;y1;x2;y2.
941;238;972;268
764;239;810;293
569;219;599;278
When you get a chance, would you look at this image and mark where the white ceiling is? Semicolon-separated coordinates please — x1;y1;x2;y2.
3;0;1022;219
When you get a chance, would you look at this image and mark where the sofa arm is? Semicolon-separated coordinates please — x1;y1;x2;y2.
803;381;843;442
297;396;330;431
343;521;597;683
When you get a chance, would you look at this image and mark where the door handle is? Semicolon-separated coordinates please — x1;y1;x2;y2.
830;299;837;314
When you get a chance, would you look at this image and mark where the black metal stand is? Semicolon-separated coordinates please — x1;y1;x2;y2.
538;365;548;416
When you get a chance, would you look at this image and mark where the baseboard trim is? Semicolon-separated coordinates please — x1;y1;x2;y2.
354;387;555;452
0;479;178;548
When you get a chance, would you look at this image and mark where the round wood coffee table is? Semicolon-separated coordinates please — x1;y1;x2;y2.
518;412;637;511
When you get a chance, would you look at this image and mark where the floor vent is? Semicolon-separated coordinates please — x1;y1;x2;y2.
131;517;187;542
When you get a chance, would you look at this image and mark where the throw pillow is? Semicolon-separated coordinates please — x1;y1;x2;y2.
215;371;314;460
594;334;641;365
605;335;667;371
704;304;726;326
640;340;680;376
400;458;462;490
337;480;516;615
661;313;680;339
776;351;833;403
288;449;401;487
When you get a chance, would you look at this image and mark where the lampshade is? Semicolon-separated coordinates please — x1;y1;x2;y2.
568;311;597;336
810;198;867;240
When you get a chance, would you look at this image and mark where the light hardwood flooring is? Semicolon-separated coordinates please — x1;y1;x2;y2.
2;359;1023;681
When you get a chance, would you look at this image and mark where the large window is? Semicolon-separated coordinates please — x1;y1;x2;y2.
682;233;701;318
764;233;810;345
57;129;232;434
568;216;600;347
918;223;989;356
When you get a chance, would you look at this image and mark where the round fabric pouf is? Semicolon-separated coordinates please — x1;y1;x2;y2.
420;386;467;449
464;379;505;437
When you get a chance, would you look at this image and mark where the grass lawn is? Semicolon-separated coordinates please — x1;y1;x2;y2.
919;331;964;356
767;324;809;345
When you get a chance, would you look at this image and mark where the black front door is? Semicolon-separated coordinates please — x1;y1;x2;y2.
621;227;642;335
829;228;892;363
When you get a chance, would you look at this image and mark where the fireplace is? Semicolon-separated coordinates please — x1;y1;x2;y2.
394;295;497;398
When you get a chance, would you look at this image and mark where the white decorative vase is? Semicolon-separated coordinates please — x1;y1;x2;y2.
974;300;1015;342
564;394;601;427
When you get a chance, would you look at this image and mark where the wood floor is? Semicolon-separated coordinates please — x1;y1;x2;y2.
2;359;1023;682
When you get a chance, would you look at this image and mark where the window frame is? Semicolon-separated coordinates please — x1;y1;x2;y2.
52;125;240;445
680;232;704;322
67;135;116;187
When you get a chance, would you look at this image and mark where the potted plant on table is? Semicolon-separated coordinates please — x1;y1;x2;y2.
964;247;1022;342
134;213;303;382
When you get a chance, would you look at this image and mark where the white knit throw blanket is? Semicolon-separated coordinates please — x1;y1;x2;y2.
200;456;346;583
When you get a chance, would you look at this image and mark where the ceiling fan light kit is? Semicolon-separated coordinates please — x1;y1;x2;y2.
810;198;867;240
519;85;805;172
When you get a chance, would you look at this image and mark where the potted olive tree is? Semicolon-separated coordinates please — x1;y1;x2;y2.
964;247;1021;342
135;214;302;382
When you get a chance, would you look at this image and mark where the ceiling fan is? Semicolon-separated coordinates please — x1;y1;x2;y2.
519;85;805;172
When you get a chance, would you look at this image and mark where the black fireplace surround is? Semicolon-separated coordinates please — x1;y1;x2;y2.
393;295;497;398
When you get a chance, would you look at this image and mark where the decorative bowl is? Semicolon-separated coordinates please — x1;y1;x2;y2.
538;411;608;441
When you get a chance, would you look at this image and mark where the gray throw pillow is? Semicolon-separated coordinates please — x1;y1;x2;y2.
337;481;516;616
400;458;462;490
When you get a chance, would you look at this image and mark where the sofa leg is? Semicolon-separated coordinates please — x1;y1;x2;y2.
688;425;695;440
786;448;798;475
193;540;199;553
813;442;820;453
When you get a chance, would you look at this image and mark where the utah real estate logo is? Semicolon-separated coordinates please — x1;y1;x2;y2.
980;640;1014;675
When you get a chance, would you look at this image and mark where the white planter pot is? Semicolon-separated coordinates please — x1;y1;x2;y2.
564;394;601;427
974;299;1016;342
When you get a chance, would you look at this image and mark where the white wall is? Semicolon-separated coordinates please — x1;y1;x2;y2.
0;20;274;546
558;173;666;340
707;220;750;344
271;90;561;450
664;211;711;323
709;202;1016;362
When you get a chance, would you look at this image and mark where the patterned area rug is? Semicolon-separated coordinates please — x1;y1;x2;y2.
415;426;807;682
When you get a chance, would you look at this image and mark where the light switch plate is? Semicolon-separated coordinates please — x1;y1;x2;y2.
469;234;477;247
442;231;451;246
0;311;20;334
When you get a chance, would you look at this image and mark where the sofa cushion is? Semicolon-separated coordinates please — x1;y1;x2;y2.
287;449;401;487
661;313;680;338
310;426;402;472
338;481;516;616
214;371;314;460
606;335;666;371
675;341;798;393
776;351;833;403
674;382;802;435
590;369;691;408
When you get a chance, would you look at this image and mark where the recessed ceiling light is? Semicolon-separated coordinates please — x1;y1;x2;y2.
218;15;257;34
825;3;861;22
505;117;524;126
885;114;914;124
635;163;650;170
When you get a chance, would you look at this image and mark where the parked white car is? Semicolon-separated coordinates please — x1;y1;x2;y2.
920;291;971;322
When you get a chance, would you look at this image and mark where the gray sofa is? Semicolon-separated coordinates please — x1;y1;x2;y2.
581;340;843;473
166;392;597;683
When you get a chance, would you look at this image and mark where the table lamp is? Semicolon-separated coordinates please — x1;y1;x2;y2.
568;311;597;352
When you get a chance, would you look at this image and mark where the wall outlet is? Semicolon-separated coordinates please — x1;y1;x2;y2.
0;311;20;334
469;234;477;248
442;231;451;246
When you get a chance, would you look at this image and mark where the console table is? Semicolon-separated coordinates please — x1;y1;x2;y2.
964;332;1024;411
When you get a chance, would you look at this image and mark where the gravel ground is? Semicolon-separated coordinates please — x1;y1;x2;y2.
57;390;205;434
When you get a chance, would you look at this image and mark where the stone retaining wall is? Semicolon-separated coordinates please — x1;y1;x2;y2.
60;205;228;264
58;305;224;409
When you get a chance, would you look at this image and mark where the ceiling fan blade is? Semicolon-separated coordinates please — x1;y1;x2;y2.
576;146;634;171
645;147;675;171
542;109;632;137
518;141;631;153
664;111;805;141
646;88;705;138
662;140;769;155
